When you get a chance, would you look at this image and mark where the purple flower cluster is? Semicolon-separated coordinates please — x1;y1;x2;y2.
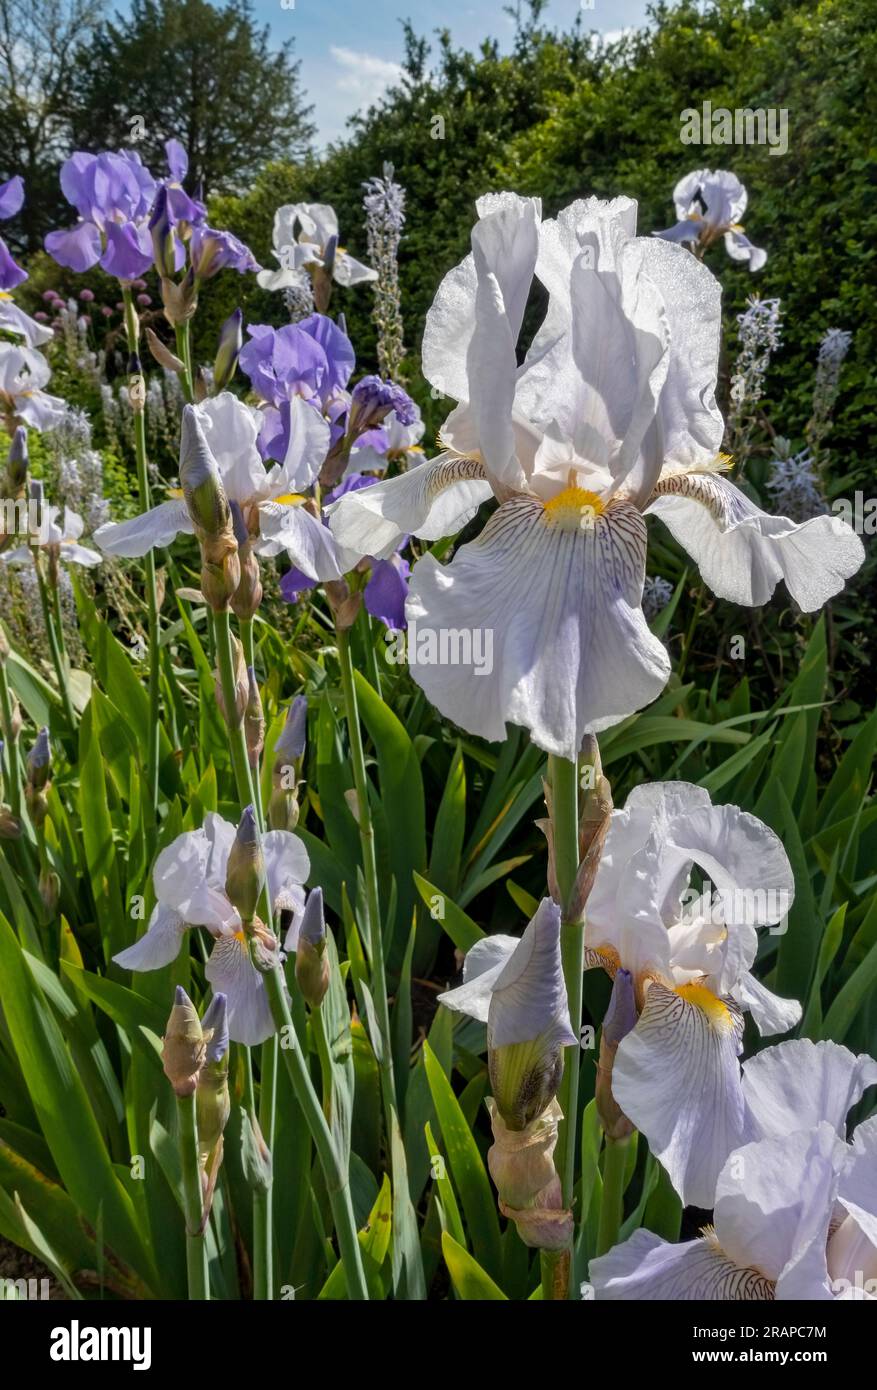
350;374;417;431
239;314;355;461
44;139;255;285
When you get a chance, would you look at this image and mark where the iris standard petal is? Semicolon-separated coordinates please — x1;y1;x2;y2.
645;468;865;610
612;980;746;1208
488;898;576;1051
405;493;670;759
437;933;520;1024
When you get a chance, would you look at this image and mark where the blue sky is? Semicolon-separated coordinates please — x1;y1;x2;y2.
247;0;653;147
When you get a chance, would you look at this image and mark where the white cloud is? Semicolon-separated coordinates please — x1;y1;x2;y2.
329;46;404;107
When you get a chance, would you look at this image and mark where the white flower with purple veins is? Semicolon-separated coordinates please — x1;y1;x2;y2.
113;812;308;1045
591;1038;877;1300
93;396;340;580
584;781;803;1207
328;194;863;758
257;203;377;293
0;344;66;432
656;169;767;271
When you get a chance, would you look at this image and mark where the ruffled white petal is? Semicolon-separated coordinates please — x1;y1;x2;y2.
327;452;491;561
333;251;377;286
437;933;519;1023
405;494;670;759
646;470;864;610
193;393;265;504
272;394;330;493
262;828;310;912
61;542;102;567
731;970;802;1037
152;824;239;934
113;903;187;971
714;1125;845;1299
256;500;357;575
591;1227;772;1300
741;1038;877;1143
93;499;193;558
612;980;746;1208
838;1116;877;1252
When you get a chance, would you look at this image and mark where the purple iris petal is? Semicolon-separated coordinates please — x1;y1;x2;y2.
350;374;417;430
45;221;102;272
297;313;356;394
240;323;330;407
364;555;410;630
0;236;27;290
190;224;259;278
279;567;319;604
165;138;188;183
101;220;153;280
0;176;24;221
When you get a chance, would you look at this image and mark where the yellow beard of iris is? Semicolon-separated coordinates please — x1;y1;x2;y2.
541;486;605;532
674;981;734;1032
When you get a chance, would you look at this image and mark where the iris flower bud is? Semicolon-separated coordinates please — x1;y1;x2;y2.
486;900;578;1131
268;696;307;830
487;1099;573;1251
39;868;60;913
5;426;28;494
180;407;240;611
244;666;265;769
0;805;21;839
224;805;265;922
214;632;248;730
149;188;177;279
229;500;262;621
26;726;51;791
295;887;329;1008
595;968;637;1141
196;993;231;1174
162;985;206;1097
213;308;243;394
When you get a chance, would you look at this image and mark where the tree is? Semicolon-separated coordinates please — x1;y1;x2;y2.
0;0;104;250
69;0;314;196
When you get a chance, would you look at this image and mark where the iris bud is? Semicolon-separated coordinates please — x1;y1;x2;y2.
213;308;243;394
244;666;265;769
149;187;177;280
295;887;329;1008
214;632;248;730
196;993;231;1172
224;805;265;922
5;426;28;494
162;985;206;1097
180;407;240;611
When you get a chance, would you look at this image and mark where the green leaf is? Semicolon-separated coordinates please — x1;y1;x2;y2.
413;871;484;952
441;1232;507;1300
423;1041;502;1281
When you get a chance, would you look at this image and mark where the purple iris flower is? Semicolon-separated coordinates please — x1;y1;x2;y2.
45;150;157;277
279;473;411;630
349;374;417;432
163;140;206;226
0;176;27;290
241;314;356;463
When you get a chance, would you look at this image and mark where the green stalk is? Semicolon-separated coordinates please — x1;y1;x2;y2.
540;752;581;1301
122;286;161;820
263;966;369;1299
176;1091;210;1300
253;1033;277;1300
335;626;396;1105
33;561;76;730
596;1134;630;1257
174;322;195;403
0;657;21;817
213;608;256;812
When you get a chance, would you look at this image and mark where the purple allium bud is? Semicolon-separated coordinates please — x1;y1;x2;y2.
137;293;152;306
80;288;95;302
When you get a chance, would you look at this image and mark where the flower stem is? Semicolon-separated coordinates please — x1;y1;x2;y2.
213;608;256;813
264;965;369;1300
34;560;77;730
0;655;22;818
253;1037;277;1300
174;322;195;403
122;286;161;821
596;1134;630;1257
335;626;396;1104
176;1091;210;1300
540;752;581;1301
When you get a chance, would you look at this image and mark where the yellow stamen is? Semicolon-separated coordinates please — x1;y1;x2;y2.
273;493;305;506
674;981;733;1031
542;486;605;531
